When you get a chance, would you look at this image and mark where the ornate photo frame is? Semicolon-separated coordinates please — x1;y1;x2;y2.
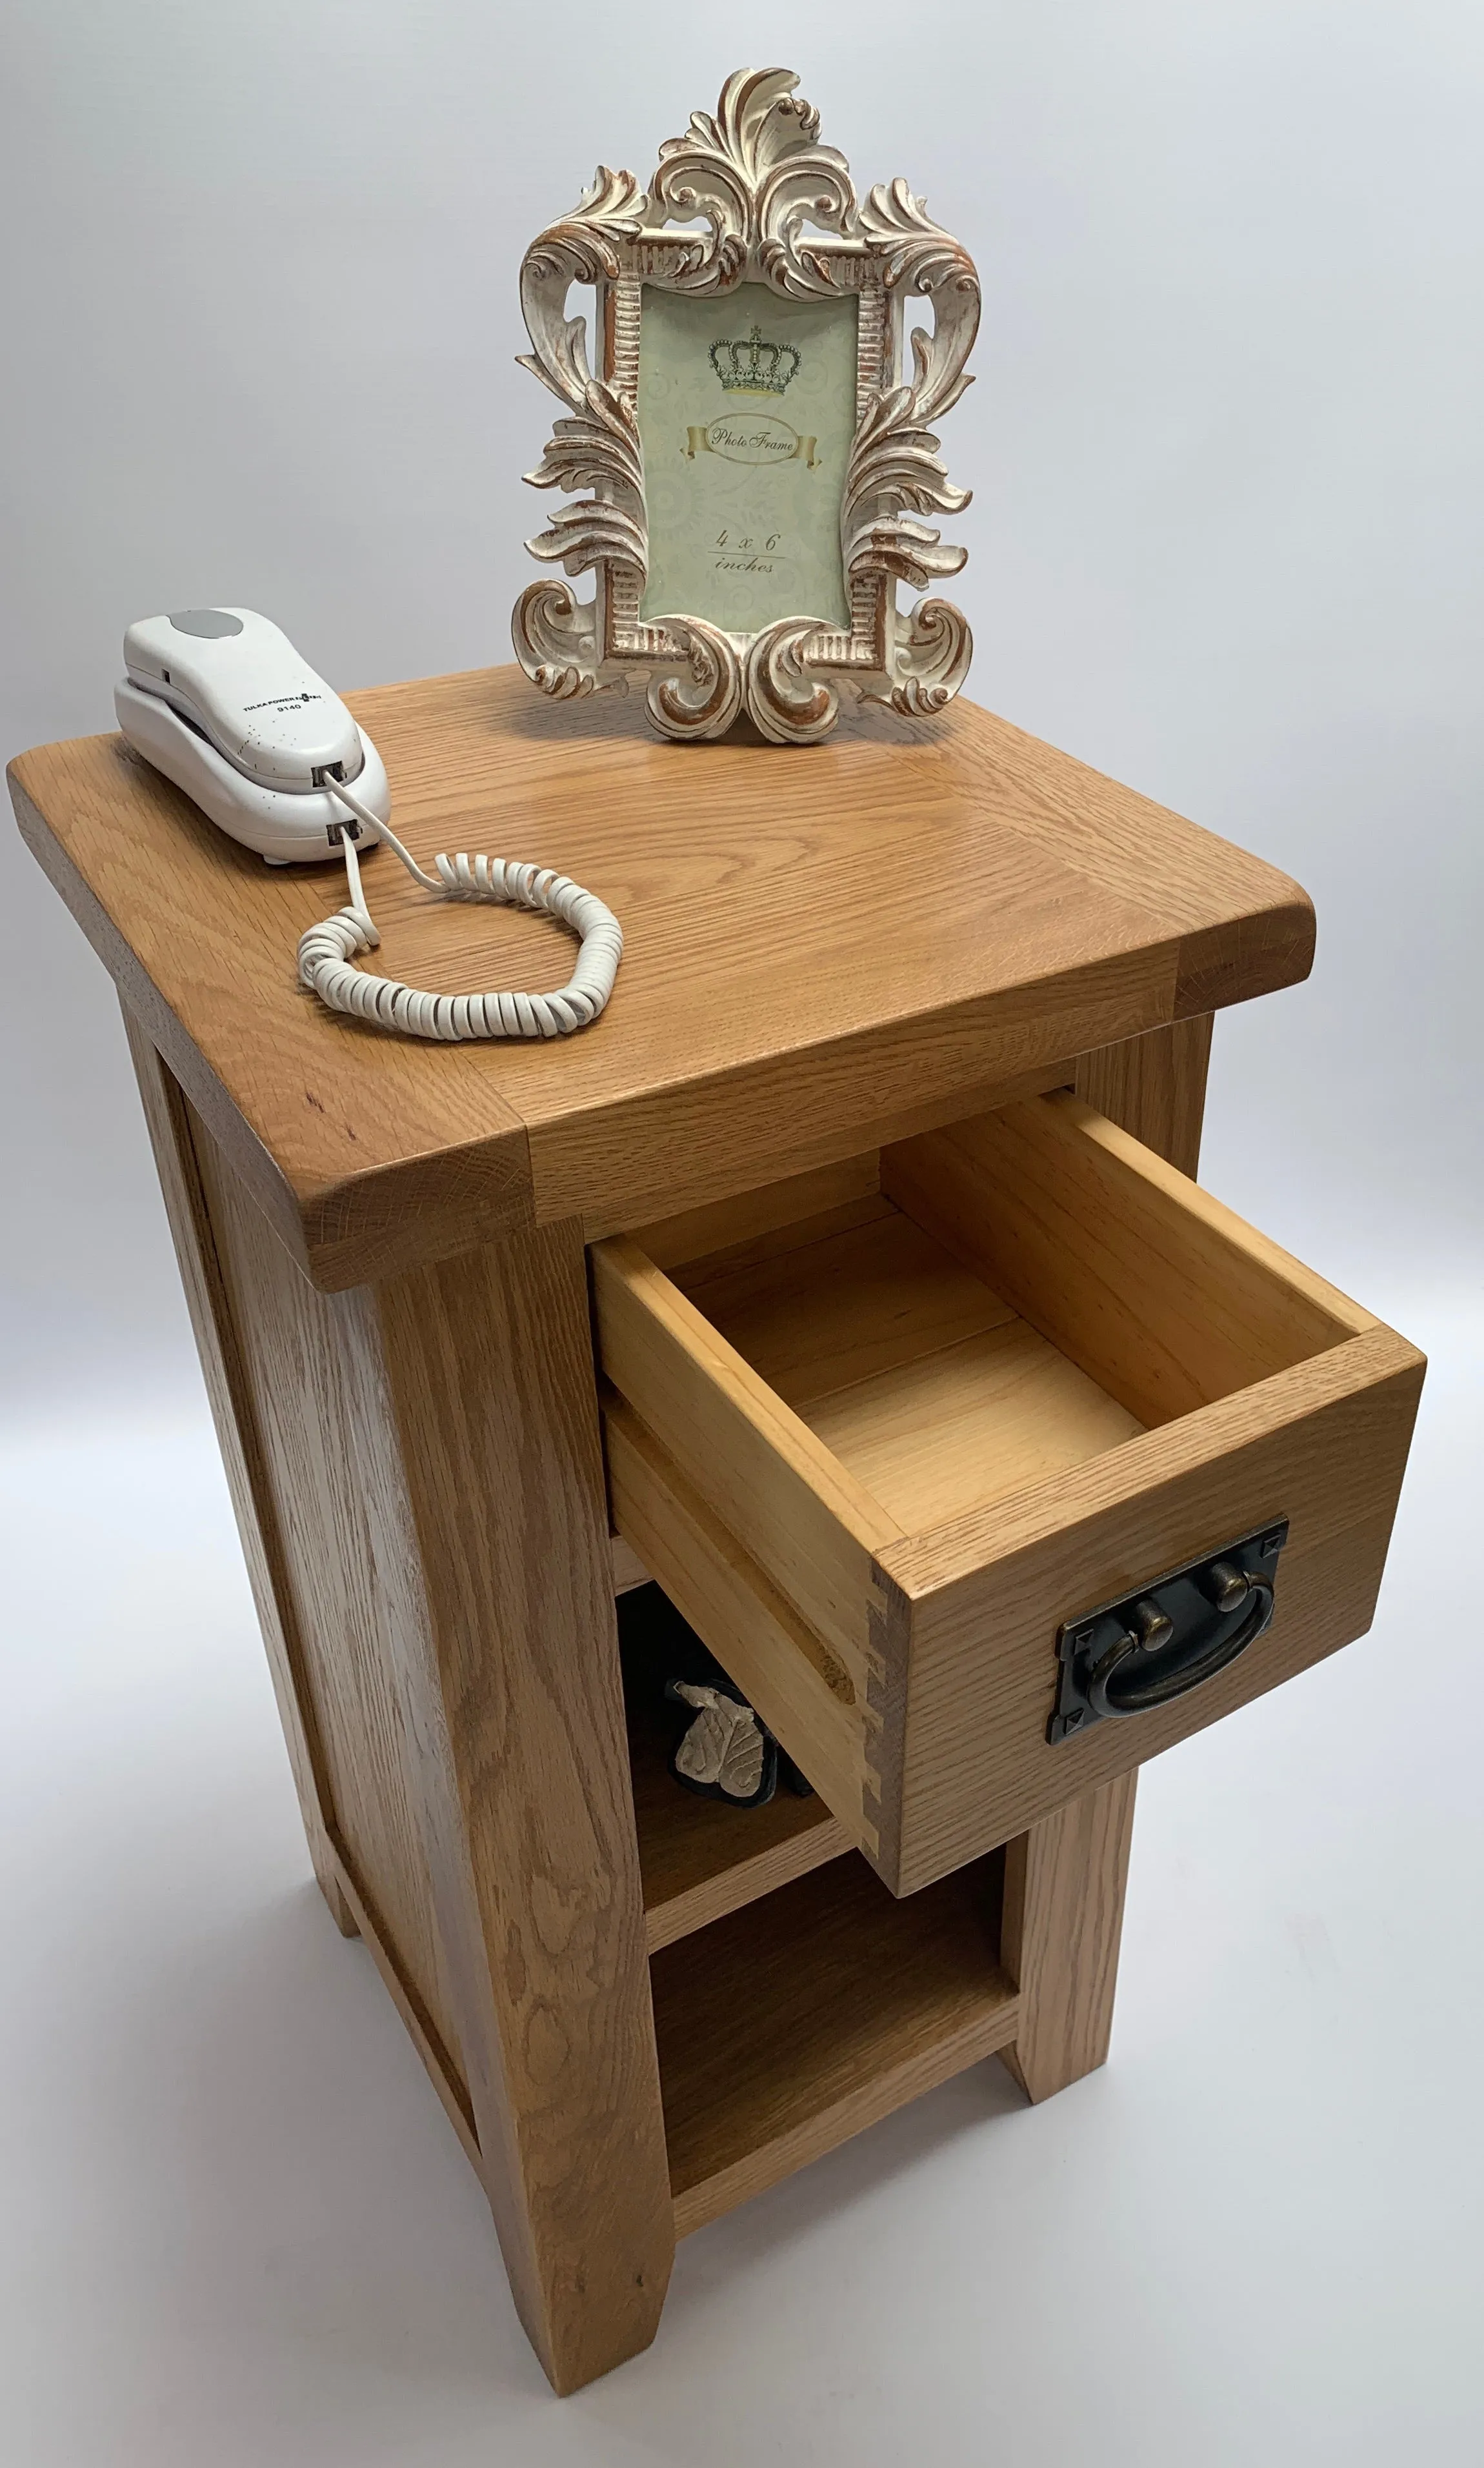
511;68;979;745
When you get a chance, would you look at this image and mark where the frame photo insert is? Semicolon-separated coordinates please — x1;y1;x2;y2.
636;283;858;635
512;67;980;746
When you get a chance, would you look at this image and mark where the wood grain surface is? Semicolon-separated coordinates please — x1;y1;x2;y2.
190;1113;469;2065
368;1219;674;2392
634;1149;883;1271
326;1843;481;2172
650;1853;1018;2236
619;1593;852;1955
594;1234;899;1671
803;1318;1145;1532
605;1400;874;1842
881;1089;1370;1431
147;1066;674;2394
11;668;1314;1285
876;1321;1423;1892
122;1009;356;1939
685;1196;1144;1528
679;1203;1016;1407
1074;1014;1213;1179
999;1018;1212;2105
610;1532;652;1594
597;1083;1422;1896
1000;1773;1138;2103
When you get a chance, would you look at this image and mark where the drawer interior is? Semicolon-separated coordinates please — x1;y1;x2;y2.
673;1192;1143;1530
664;1095;1362;1535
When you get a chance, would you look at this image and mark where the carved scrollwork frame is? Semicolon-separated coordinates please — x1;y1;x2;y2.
511;67;979;746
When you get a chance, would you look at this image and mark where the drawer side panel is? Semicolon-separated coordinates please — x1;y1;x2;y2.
592;1236;897;1667
189;1117;467;2071
605;1400;878;1860
883;1092;1371;1430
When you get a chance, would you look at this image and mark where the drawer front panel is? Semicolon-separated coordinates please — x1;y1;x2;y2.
874;1325;1423;1892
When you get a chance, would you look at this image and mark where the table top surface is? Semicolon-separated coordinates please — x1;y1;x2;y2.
11;665;1314;1289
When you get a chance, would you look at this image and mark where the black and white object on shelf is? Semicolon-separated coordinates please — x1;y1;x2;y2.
617;1577;815;1812
663;1674;816;1809
665;1678;779;1808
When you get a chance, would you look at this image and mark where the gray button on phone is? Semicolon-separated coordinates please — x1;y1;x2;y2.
168;609;244;637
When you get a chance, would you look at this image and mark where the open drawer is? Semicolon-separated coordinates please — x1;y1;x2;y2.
593;1095;1423;1897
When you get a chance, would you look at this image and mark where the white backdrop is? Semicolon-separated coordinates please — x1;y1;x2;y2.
2;5;1479;2462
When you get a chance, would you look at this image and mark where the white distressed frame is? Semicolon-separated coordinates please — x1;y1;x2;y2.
511;68;979;745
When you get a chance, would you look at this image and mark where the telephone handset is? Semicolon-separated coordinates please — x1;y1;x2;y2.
114;608;622;1041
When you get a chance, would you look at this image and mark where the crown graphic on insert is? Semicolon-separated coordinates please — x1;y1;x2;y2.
708;323;801;397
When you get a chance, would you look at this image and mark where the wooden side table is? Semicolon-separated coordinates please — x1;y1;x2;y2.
11;673;1423;2394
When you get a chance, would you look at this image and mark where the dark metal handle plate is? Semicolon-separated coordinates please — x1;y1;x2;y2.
1047;1520;1289;1745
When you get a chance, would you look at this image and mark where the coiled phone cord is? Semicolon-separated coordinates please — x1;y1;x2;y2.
297;775;623;1041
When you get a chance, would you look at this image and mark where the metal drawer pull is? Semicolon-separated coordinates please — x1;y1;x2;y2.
1048;1521;1290;1745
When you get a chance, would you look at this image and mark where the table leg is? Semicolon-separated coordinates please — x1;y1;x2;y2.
366;1219;675;2390
1001;1016;1214;2100
1074;1011;1213;1180
1000;1773;1138;2100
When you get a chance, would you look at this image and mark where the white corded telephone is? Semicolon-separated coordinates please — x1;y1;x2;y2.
115;608;623;1041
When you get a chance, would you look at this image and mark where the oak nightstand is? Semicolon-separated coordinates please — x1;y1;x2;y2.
10;670;1422;2394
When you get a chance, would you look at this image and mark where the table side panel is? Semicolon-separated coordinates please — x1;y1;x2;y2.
188;1113;468;2074
121;1010;353;1935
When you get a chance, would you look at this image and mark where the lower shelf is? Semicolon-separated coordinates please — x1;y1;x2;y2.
650;1851;1019;2237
